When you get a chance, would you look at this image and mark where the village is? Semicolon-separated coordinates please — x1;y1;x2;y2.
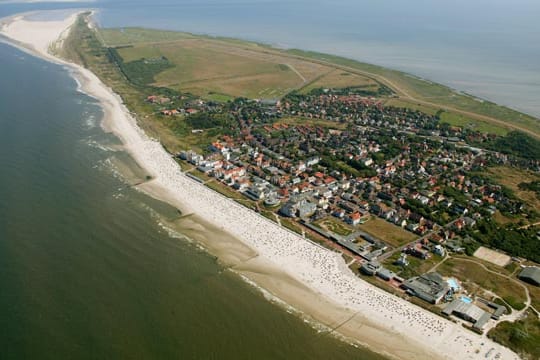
148;88;540;336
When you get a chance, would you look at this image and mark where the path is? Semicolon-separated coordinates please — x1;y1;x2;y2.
285;63;306;83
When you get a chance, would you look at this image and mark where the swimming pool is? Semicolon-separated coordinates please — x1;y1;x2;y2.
461;296;473;304
447;278;460;290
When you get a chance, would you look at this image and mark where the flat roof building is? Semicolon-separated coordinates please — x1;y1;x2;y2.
376;268;396;281
443;298;491;330
402;272;449;304
360;261;381;276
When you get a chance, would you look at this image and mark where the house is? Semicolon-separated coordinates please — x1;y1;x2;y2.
433;244;446;257
345;212;368;226
185;108;199;115
395;253;409;267
161;109;178;116
279;199;316;218
332;208;346;218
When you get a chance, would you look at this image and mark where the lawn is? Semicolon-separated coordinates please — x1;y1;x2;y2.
383;98;439;115
299;68;379;94
439;111;509;135
100;27;195;46
383;251;444;279
110;35;336;100
313;217;354;236
358;217;417;247
437;258;527;310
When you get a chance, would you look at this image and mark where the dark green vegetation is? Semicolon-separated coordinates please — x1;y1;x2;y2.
482;131;540;160
488;313;540;360
463;220;540;263
519;180;540;198
108;48;173;87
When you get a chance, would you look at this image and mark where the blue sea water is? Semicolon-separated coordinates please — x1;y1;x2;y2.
1;0;539;117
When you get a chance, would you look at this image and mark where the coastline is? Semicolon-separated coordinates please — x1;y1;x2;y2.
0;11;522;360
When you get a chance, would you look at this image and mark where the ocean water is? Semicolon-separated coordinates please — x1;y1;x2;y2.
1;1;539;118
0;43;383;359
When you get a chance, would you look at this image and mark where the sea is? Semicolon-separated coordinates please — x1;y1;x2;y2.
0;1;538;359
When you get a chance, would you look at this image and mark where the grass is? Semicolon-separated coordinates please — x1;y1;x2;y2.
488;312;540;360
439;111;509;136
493;211;520;225
383;251;444;279
299;68;380;94
205;180;244;200
173;158;194;172
527;284;540;313
358;217;417;247
101;26;540;137
383;98;439;115
437;258;527;310
487;166;540;211
103;30;350;100
281;218;305;235
313;217;354;236
100;27;195;46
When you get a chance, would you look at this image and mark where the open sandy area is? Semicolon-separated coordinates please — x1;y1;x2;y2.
474;246;512;267
0;11;521;360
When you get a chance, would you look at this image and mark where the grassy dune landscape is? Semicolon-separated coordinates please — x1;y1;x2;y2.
96;27;540;138
100;28;381;100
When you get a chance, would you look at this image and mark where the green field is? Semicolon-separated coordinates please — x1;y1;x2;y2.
98;25;540;138
298;69;379;94
439;111;509;135
359;217;418;247
100;28;381;100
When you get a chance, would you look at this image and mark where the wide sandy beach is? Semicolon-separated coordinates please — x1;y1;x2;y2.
0;11;521;360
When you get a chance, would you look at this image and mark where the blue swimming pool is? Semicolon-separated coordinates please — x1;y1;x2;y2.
461;296;473;304
447;278;459;290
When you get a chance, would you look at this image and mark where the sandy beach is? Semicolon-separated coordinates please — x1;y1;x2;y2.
0;11;521;360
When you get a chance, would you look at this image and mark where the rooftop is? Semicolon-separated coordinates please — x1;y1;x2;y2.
519;266;540;286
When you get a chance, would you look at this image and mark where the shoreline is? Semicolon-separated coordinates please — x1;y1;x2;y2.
0;11;522;360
